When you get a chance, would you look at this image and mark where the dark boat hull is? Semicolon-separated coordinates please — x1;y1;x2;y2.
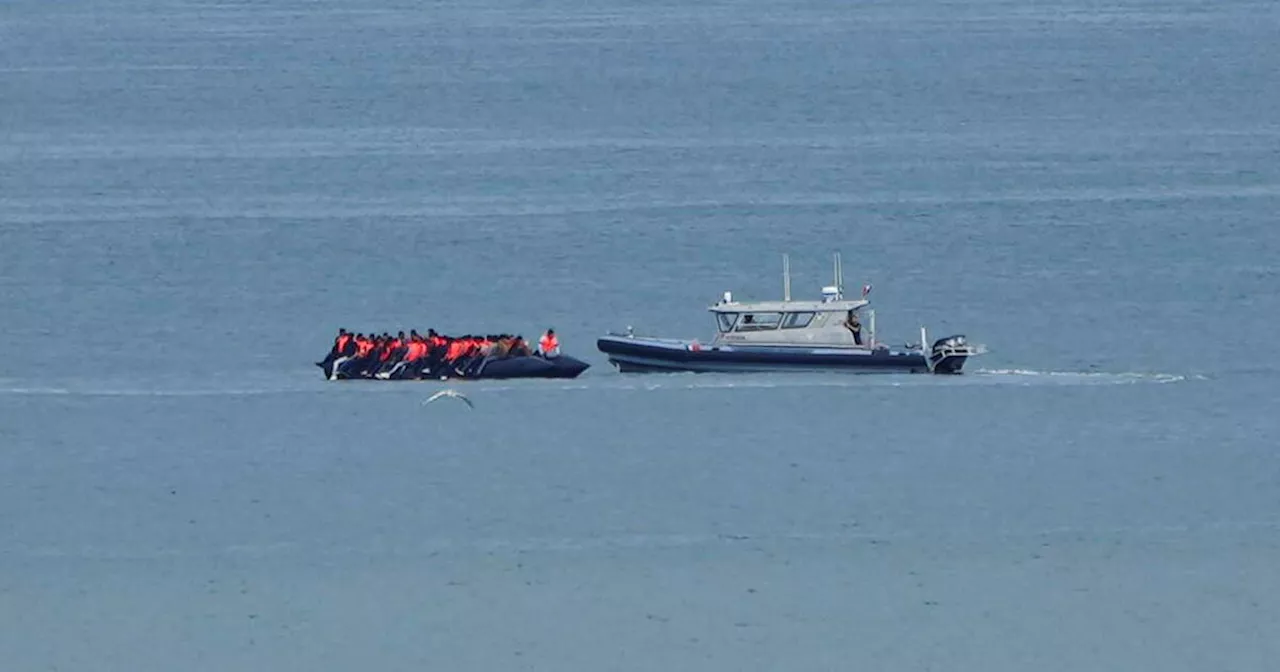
474;354;591;379
596;335;968;375
317;354;590;381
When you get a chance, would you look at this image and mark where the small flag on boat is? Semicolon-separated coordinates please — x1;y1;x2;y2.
862;283;873;297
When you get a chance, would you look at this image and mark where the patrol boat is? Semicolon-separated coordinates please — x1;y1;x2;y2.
596;253;985;375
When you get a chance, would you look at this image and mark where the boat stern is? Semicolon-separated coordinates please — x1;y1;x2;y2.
927;334;986;374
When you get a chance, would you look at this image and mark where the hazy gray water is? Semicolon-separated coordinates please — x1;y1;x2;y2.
2;1;1279;669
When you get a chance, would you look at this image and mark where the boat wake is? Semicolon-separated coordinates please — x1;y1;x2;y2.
10;517;1276;562
474;367;1205;393
0;368;1203;400
973;368;1199;386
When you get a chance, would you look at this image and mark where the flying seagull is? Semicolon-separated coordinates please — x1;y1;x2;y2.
422;388;474;409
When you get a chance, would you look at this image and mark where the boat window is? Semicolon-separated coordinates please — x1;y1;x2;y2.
781;312;815;329
716;313;739;332
735;312;782;331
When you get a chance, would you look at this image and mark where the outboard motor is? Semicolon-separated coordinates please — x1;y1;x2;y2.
929;334;971;374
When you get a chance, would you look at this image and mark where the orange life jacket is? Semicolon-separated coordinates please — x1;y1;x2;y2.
540;334;559;353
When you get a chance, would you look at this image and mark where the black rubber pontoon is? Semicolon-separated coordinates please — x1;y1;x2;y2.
317;353;590;381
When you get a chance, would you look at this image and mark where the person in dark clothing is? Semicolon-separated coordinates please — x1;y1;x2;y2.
842;309;863;346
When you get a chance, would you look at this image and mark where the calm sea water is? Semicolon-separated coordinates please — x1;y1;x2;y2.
2;1;1278;669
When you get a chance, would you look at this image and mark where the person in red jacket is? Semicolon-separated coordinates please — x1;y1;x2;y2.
539;329;560;358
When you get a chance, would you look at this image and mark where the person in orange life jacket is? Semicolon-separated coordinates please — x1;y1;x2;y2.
422;328;446;375
421;330;440;360
539;329;560;358
459;335;476;361
355;334;375;359
463;334;502;376
329;332;366;380
448;335;478;375
399;330;422;368
353;334;377;376
459;335;483;370
318;328;350;370
375;331;409;377
444;336;468;363
376;333;395;373
378;336;397;362
383;334;429;379
374;332;403;377
409;335;428;362
409;335;431;376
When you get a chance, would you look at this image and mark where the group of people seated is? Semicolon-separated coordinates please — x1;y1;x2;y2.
318;327;561;380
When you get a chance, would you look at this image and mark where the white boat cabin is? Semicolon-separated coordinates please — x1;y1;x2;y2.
701;253;880;349
708;294;876;349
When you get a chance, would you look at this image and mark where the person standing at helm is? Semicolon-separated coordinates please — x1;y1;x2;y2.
539;329;560;358
842;309;864;346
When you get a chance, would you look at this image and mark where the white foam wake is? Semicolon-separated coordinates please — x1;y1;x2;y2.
0;368;1205;399
974;368;1199;385
10;518;1276;562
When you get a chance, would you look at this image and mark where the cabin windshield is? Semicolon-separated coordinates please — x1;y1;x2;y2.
781;312;815;329
735;312;782;331
716;313;738;332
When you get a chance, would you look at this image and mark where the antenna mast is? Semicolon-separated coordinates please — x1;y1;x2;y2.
782;253;791;301
833;252;843;299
